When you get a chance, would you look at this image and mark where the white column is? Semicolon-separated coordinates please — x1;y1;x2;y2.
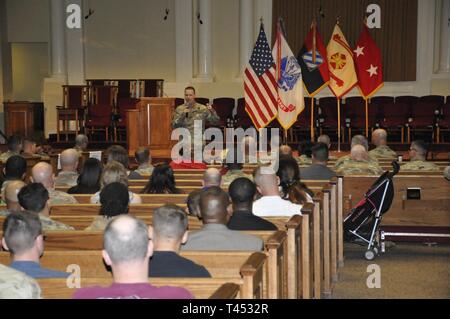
438;0;450;73
50;0;67;78
65;0;85;84
238;0;254;77
197;0;213;81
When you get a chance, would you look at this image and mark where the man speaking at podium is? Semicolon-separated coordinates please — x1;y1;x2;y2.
171;87;219;159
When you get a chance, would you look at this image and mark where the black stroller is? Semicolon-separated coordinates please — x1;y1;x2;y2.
343;161;400;260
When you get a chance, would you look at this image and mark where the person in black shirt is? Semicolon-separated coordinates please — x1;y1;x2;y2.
227;177;277;231
149;204;210;278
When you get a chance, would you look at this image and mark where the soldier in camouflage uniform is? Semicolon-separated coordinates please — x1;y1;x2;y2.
334;135;379;170
296;141;313;166
18;183;75;231
317;135;337;160
369;129;397;159
74;134;89;154
134;147;154;176
401;140;440;172
171;87;220;151
336;145;384;176
54;149;80;187
31;162;78;205
222;169;253;188
444;166;450;181
0;264;41;299
0;181;26;216
0;135;23;163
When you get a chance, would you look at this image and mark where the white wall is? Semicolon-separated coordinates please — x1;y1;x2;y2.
84;0;176;80
11;43;49;101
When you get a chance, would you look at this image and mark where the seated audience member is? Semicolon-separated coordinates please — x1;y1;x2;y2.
67;158;103;194
221;160;253;188
334;135;379;170
317;134;337;160
134;147;154;175
90;161;142;204
296;141;313;165
369;129;397;159
401;140;440;171
182;186;263;251
252;166;302;217
1;155;27;197
21;137;40;158
300;142;336;180
141;163;182;194
336;145;383;175
277;156;314;202
0;264;41;299
444;166;450;181
85;182;130;231
288;182;314;206
186;189;202;218
73;215;193;299
227;178;277;231
0;181;26;216
278;144;293;157
107;145;142;180
31;162;78;204
202;168;221;189
2;212;70;278
74;134;89;153
55;149;80;187
18;183;74;231
0;135;23;163
149;204;211;278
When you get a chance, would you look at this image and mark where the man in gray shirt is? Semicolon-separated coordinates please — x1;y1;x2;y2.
300;142;336;180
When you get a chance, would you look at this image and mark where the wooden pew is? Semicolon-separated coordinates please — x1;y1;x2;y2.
0;250;266;299
37;277;241;299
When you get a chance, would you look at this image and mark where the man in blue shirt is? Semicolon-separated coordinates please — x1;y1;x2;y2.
1;211;69;278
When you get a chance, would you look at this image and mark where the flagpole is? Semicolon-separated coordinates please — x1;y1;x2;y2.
365;98;369;137
337;98;341;152
310;97;315;141
284;129;288;145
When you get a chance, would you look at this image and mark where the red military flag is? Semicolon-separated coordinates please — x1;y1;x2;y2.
354;23;384;99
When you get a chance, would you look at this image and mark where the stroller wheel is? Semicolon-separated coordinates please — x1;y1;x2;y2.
365;249;376;261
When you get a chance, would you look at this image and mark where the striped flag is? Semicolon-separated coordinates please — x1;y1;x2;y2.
244;24;278;130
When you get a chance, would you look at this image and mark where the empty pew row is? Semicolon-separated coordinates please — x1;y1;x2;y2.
36;278;241;299
0;251;265;299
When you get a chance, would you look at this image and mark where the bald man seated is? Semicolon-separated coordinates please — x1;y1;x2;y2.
202;168;222;189
252;166;303;217
55;149;80;187
0;180;26;216
369;129;397;159
31;162;78;204
181;186;263;251
336;145;384;175
279;145;293;157
334;135;380;169
73;215;193;299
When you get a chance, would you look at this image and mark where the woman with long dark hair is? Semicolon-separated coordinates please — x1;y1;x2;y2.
68;158;103;194
277;155;314;204
141;163;182;194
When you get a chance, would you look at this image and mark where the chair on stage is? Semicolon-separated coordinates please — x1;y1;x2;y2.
437;96;450;143
377;96;409;143
235;98;254;129
57;85;88;142
408;95;443;143
345;97;381;141
212;98;235;130
196;97;210;106
85;104;113;142
114;97;140;142
291;97;313;143
318;97;345;143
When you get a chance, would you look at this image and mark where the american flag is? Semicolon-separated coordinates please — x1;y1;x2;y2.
244;24;278;129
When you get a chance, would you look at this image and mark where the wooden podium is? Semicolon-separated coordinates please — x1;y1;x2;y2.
126;97;176;158
4;101;44;137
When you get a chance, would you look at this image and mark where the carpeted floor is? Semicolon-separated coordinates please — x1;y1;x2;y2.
331;242;450;299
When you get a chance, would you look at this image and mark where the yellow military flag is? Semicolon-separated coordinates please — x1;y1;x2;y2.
326;24;358;98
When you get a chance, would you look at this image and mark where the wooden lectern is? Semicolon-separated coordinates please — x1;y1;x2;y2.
126;97;176;158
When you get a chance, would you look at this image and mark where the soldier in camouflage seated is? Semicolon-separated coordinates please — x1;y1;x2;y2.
31;162;78;205
336;145;384;176
369;129;397;159
54;149;80;187
401;140;440;171
0;181;26;217
0;263;41;299
133;147;154;176
334;135;380;170
18;183;74;231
